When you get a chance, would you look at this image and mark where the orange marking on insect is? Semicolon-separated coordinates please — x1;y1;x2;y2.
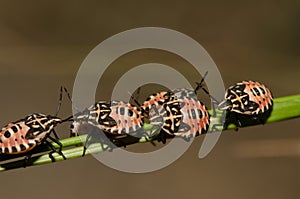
242;81;273;113
0;122;33;154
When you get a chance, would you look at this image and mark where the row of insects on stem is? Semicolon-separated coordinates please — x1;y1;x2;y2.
0;72;274;166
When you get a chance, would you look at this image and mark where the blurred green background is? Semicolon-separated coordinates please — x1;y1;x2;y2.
0;1;299;198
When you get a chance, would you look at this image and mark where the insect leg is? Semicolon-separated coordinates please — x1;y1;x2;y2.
47;132;66;160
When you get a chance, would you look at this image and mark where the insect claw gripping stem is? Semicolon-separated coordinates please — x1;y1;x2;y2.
47;131;66;160
82;134;91;157
142;134;156;146
81;132;95;157
149;139;156;146
23;154;33;168
82;133;115;157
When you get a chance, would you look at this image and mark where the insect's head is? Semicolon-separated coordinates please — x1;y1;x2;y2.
23;113;62;140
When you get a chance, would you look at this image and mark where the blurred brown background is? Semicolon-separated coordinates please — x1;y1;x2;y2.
0;1;299;199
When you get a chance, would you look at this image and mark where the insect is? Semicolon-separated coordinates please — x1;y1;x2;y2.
218;80;273;128
72;101;144;136
148;98;183;143
172;88;210;140
141;87;210;142
70;101;115;137
0;87;71;165
71;100;144;155
104;101;144;134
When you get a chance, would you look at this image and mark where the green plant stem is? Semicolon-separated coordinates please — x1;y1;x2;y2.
1;94;300;172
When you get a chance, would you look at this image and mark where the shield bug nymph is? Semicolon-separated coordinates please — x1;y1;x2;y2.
0;87;72;165
219;80;273;128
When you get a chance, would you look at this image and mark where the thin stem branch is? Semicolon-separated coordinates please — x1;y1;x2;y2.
1;94;300;172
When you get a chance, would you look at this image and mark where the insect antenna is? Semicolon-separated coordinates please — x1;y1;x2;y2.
194;71;223;118
63;86;82;113
194;71;208;93
63;87;72;103
55;86;64;117
54;86;73;122
194;71;220;104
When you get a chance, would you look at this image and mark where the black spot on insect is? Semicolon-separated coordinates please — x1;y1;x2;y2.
12;146;18;153
191;109;196;119
17;123;22;129
4;147;9;153
197;109;203;118
11;126;18;133
165;119;172;125
28;143;35;148
20;144;26;151
21;135;24;139
4;131;11;138
251;87;260;96
120;107;125;115
158;101;164;105
15;138;18;141
128;109;133;117
118;120;122;124
0;139;2;143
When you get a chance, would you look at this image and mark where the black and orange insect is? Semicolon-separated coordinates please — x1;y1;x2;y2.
71;100;144;155
172;88;210;140
147;97;183;143
0;87;71;164
218;80;273;128
71;101;143;136
141;87;210;143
